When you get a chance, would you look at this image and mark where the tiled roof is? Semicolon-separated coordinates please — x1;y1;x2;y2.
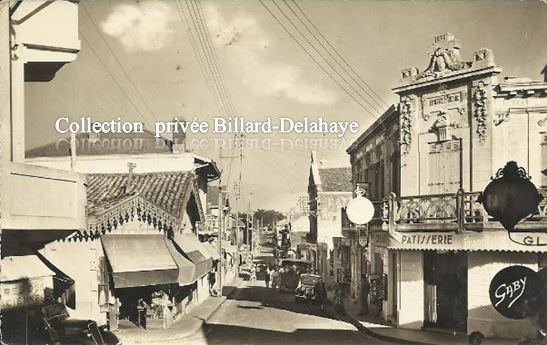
318;167;353;192
26;130;174;158
86;172;194;218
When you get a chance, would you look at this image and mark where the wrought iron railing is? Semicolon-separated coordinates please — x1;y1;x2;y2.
383;188;547;232
341;187;546;233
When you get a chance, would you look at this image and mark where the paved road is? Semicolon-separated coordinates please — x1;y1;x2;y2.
170;230;395;345
176;279;394;345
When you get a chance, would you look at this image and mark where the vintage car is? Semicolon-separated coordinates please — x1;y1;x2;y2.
294;274;322;303
41;302;121;345
278;259;311;293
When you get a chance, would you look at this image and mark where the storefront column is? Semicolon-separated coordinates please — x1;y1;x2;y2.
397;250;424;329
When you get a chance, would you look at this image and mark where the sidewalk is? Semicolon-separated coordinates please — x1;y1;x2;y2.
326;290;518;345
115;279;243;344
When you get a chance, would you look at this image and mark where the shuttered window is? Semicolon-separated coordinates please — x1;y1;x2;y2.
428;139;462;194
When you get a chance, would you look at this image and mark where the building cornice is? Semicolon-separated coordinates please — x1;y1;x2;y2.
393;66;502;94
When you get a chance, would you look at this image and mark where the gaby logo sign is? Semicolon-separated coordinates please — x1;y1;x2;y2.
489;266;543;320
494;277;527;309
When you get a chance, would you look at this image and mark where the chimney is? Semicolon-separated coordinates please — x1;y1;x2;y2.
70;133;77;171
126;162;137;193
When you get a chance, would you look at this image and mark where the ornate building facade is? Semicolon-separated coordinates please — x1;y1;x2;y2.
385;33;547;339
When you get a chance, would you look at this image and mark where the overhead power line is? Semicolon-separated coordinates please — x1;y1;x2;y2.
259;0;384;119
174;0;224;114
191;0;237;114
273;0;383;115
180;0;230;115
81;4;160;126
286;0;389;110
79;31;155;129
179;0;236;116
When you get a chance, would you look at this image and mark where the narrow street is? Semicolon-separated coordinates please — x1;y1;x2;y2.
164;231;396;345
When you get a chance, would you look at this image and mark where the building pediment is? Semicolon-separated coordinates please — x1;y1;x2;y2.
395;33;499;93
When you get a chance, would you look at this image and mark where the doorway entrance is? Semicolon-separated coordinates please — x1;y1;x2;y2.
424;251;467;332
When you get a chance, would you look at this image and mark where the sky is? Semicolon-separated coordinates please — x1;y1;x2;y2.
25;0;547;211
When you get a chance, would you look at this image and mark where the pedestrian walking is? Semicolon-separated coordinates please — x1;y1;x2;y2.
209;269;217;296
250;265;257;281
265;267;271;288
136;298;148;329
315;278;328;313
270;267;277;289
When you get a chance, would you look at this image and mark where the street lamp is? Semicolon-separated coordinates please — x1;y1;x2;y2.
344;183;375;315
478;161;543;231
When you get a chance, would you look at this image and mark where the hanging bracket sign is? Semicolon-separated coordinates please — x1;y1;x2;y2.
489;265;544;320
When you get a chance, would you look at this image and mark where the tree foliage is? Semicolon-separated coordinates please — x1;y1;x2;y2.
253;209;286;227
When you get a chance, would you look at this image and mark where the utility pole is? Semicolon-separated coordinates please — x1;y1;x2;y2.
234;134;243;276
234;181;241;276
217;186;224;293
247;192;252;254
218;133;244;277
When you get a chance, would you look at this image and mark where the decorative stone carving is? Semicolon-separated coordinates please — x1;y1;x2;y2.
494;111;509;126
538;116;547;127
429;111;462;142
417;47;470;79
399;96;413;155
473;81;488;143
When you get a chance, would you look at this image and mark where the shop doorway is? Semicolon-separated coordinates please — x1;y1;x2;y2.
424;251;467;332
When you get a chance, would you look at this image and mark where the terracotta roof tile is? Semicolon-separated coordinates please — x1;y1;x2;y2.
318;167;353;192
86;172;194;218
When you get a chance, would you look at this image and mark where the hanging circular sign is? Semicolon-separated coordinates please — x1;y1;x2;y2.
346;196;374;225
489;265;543;320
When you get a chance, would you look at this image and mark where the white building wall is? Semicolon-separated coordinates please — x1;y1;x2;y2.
41;239;106;324
397;250;424;329
467;251;538;339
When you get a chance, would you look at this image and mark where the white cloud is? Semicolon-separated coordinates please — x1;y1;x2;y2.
101;2;176;52
203;4;337;105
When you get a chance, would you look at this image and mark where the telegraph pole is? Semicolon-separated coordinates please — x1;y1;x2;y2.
248;192;252;254
234;134;243;276
217;186;224;292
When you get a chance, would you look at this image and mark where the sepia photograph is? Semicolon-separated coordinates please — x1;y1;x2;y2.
1;1;546;344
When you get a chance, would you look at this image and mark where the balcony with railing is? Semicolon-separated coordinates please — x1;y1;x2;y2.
341;188;547;235
385;188;547;233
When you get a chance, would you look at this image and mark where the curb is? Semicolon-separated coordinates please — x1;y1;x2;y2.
325;302;433;345
160;279;245;342
121;279;245;344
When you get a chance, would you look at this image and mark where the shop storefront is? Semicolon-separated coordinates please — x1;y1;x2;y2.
333;237;352;293
100;232;215;330
390;231;546;338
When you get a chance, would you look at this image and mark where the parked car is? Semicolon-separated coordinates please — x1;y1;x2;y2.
294;274;321;303
41;302;121;345
278;259;311;293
